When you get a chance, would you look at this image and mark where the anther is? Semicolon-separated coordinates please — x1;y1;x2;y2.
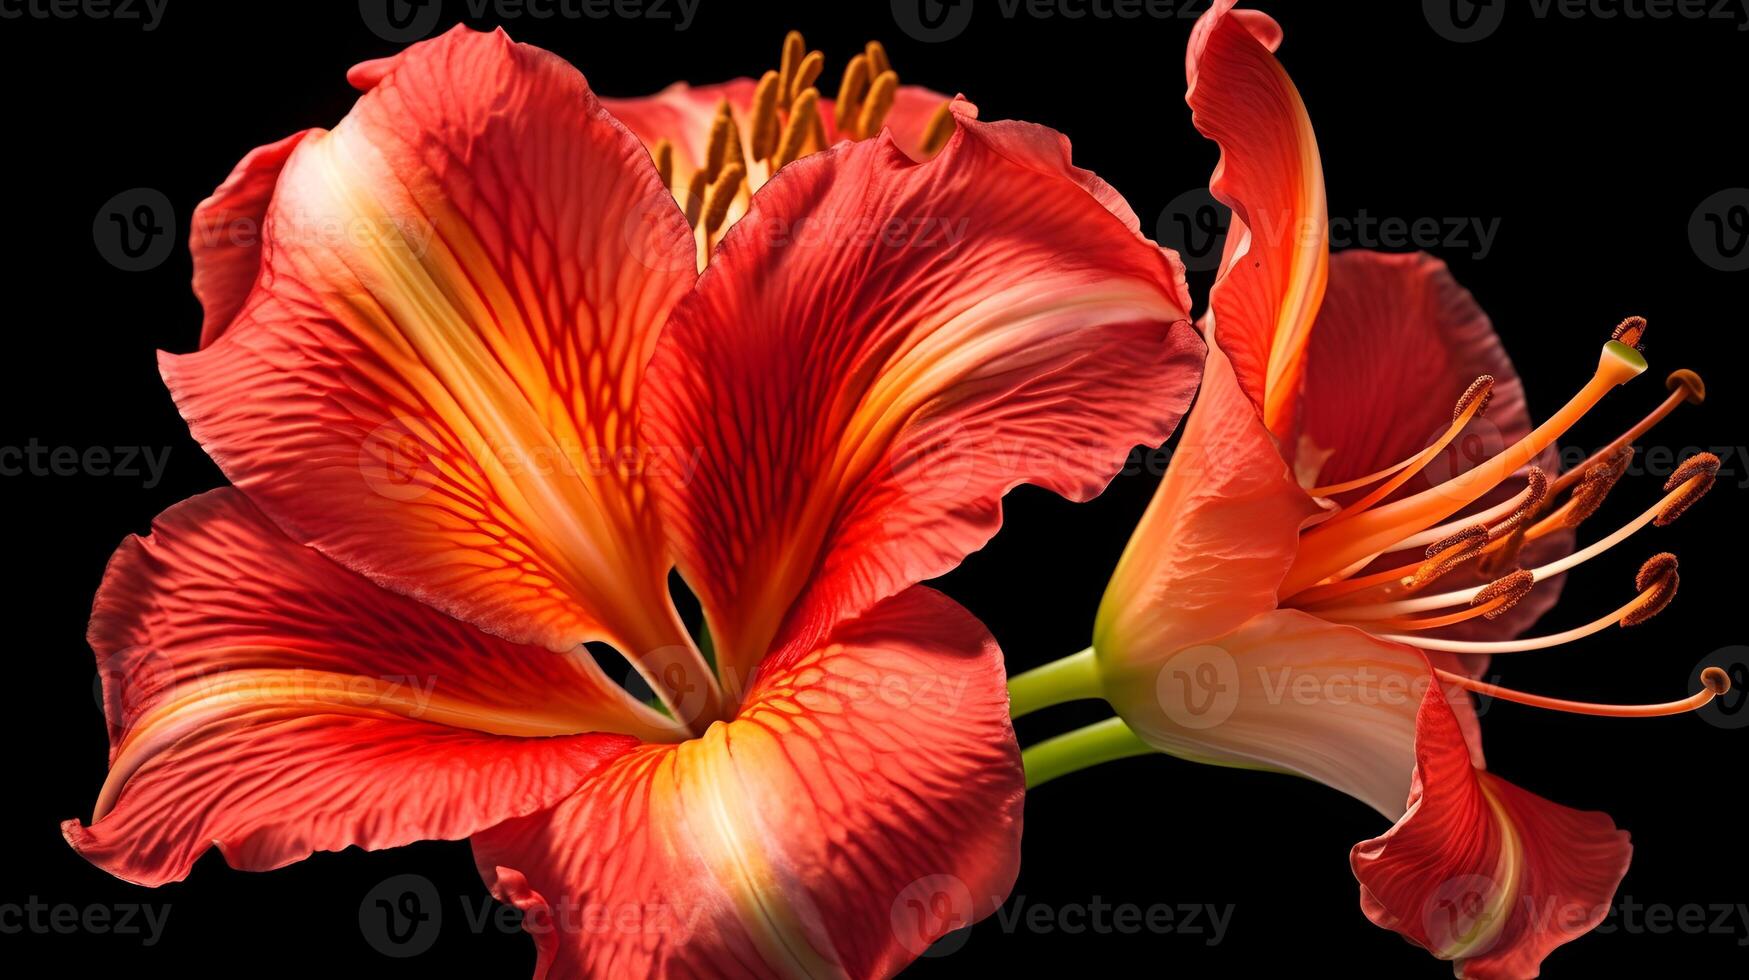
1702;666;1732;696
701;164;746;239
1656;452;1719;526
1472;569;1536;620
791;51;825;103
778;31;805;105
1667;368;1706;404
865;40;891;77
749;71;782;162
704;103;735;180
652;138;674;191
1489;466;1547;539
1408;525;1489;589
1612;315;1648;351
858;70;899;140
774;89;820;168
1621;552;1679;627
921;101;956;156
1560;446;1633;529
834;54;871;131
1454;374;1495;422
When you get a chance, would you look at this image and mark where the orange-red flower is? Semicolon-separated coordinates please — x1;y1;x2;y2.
1010;4;1732;978
65;26;1206;976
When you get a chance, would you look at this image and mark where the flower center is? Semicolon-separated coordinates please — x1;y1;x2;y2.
1281;317;1731;718
653;31;955;268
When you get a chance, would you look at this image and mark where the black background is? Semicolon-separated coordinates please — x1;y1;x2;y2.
5;0;1747;975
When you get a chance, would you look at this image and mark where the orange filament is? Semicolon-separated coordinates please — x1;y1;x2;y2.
1370;553;1678;653
1547;368;1702;497
1284;339;1649;597
1309;375;1493;509
1302;457;1718;623
1434;666;1729;718
1352;570;1535;631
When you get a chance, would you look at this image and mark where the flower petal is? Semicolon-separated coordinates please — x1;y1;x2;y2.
1187;0;1328;437
1107;606;1478;820
1352;682;1631;979
64;489;659;887
158;28;705;675
472;586;1024;979
1297;251;1574;645
1097;342;1320;666
643;102;1200;687
190;130;312;348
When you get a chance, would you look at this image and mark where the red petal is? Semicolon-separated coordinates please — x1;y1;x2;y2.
158;29;705;676
1098;342;1320;665
1187;0;1328;437
472;587;1024;978
1351;682;1630;978
64;490;662;887
189;130;312;348
1298;251;1574;645
643;103;1200;687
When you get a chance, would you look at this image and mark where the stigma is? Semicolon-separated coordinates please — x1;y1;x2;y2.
1284;317;1731;719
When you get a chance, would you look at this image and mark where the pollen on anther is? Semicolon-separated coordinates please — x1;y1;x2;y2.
1656;452;1720;526
1409;525;1489;589
1471;569;1536;619
1666;369;1706;405
1612;315;1648;351
1622;552;1679;626
1491;467;1548;538
1702;666;1732;696
1564;446;1633;528
1453;375;1496;422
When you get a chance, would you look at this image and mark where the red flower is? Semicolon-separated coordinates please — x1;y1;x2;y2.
65;27;1204;977
1014;4;1731;977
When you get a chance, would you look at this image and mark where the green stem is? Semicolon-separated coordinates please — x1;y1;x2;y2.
1020;717;1153;789
1007;647;1102;719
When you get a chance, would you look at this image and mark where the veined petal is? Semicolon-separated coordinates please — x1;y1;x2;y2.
1188;0;1328;438
1097;342;1320;666
64;490;660;887
472;587;1024;979
643;101;1200;691
1107;607;1478;820
159;29;707;685
1352;683;1630;979
189;130;312;348
1297;251;1573;645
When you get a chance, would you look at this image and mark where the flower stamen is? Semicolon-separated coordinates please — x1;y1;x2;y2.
1371;553;1678;653
1433;665;1729;718
1308;375;1493;507
1285;333;1651;596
